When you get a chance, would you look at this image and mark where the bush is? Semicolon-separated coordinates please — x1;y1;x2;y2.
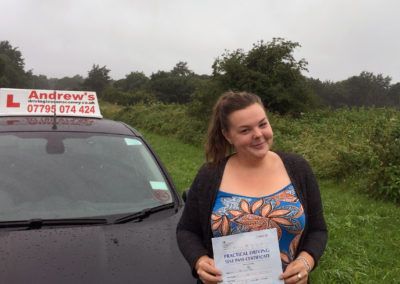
102;87;155;105
115;103;205;146
367;119;400;203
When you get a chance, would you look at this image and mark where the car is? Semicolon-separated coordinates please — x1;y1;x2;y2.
0;88;193;283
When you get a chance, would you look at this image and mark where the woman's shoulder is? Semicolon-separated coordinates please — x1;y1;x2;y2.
198;156;229;173
274;151;311;170
192;157;228;185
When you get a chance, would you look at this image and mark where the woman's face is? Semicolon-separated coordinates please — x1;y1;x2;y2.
223;103;273;160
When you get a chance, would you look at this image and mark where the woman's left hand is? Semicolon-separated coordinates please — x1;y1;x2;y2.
279;252;314;284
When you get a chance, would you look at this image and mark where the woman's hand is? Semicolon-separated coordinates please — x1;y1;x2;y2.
195;255;223;284
280;252;314;284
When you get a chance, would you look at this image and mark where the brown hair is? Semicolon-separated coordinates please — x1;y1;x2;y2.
205;91;264;163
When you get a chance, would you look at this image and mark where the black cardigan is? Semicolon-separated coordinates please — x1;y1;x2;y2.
176;152;328;279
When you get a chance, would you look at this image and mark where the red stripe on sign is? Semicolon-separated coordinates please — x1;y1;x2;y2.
6;94;20;108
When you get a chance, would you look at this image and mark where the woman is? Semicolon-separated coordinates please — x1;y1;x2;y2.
177;91;327;283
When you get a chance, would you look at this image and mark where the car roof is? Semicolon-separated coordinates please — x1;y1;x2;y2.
0;116;140;136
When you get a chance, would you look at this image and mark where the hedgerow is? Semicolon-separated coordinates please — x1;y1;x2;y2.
104;102;400;204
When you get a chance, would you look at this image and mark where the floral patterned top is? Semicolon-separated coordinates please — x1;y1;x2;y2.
211;184;305;269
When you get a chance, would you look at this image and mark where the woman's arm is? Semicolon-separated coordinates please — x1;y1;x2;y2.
299;158;328;267
176;165;212;278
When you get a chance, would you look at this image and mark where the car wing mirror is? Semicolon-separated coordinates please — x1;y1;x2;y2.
182;189;189;203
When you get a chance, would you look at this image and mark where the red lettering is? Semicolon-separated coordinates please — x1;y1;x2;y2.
64;94;71;100
6;94;20;108
88;94;95;100
72;94;84;100
29;91;39;99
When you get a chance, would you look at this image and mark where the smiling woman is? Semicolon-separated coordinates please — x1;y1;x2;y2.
177;91;328;284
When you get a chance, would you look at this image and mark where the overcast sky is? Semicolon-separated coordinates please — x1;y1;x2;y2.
1;0;399;83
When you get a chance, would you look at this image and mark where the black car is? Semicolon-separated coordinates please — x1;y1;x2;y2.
0;89;193;283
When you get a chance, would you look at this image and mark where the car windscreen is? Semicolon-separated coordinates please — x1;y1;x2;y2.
0;132;173;221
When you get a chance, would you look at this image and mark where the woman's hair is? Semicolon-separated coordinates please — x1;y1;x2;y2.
205;91;264;163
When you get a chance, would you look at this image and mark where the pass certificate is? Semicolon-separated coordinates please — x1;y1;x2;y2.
212;228;283;284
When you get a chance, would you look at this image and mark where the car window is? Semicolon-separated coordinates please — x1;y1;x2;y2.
0;132;173;221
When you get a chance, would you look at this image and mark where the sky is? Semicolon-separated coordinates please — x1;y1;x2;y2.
1;0;400;83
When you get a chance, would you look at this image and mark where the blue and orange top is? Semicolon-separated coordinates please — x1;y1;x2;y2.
211;184;305;269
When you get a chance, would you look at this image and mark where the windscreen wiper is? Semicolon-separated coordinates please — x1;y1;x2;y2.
0;218;108;230
113;203;174;224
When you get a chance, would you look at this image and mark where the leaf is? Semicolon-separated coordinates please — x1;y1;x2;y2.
251;198;264;213
272;217;293;226
228;210;243;217
260;203;272;217
211;214;221;221
211;218;223;231
239;200;251;213
221;215;230;236
268;209;291;218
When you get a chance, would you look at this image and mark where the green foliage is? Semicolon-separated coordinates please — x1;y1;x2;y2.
212;38;316;114
115;103;205;146
83;64;111;97
149;61;197;104
102;87;155;105
187;79;223;122
52;75;84;90
310;71;400;108
0;41;30;88
114;71;149;92
367;118;400;203
30;74;50;89
388;82;400;106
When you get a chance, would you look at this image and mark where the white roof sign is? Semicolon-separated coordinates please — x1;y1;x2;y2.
0;88;102;118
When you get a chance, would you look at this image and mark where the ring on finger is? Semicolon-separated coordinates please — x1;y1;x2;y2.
297;272;302;280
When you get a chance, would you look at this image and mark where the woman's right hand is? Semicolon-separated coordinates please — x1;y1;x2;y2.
195;255;223;284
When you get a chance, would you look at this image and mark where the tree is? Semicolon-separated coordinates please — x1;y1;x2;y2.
388;83;400;107
83;64;111;97
149;61;196;104
212;38;316;114
114;71;149;92
30;74;50;89
171;61;193;77
341;71;391;107
53;75;84;90
0;41;30;88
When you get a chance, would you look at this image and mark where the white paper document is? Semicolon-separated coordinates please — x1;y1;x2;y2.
212;229;284;284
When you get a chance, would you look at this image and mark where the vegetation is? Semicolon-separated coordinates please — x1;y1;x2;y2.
2;40;400;111
212;38;315;114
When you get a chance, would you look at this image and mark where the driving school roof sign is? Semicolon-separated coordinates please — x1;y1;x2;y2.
0;88;102;118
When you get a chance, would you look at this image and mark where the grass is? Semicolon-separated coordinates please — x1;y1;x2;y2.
314;180;400;283
141;131;400;284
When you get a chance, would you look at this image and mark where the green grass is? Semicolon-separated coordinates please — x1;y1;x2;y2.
141;131;400;284
141;130;205;191
314;180;400;283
